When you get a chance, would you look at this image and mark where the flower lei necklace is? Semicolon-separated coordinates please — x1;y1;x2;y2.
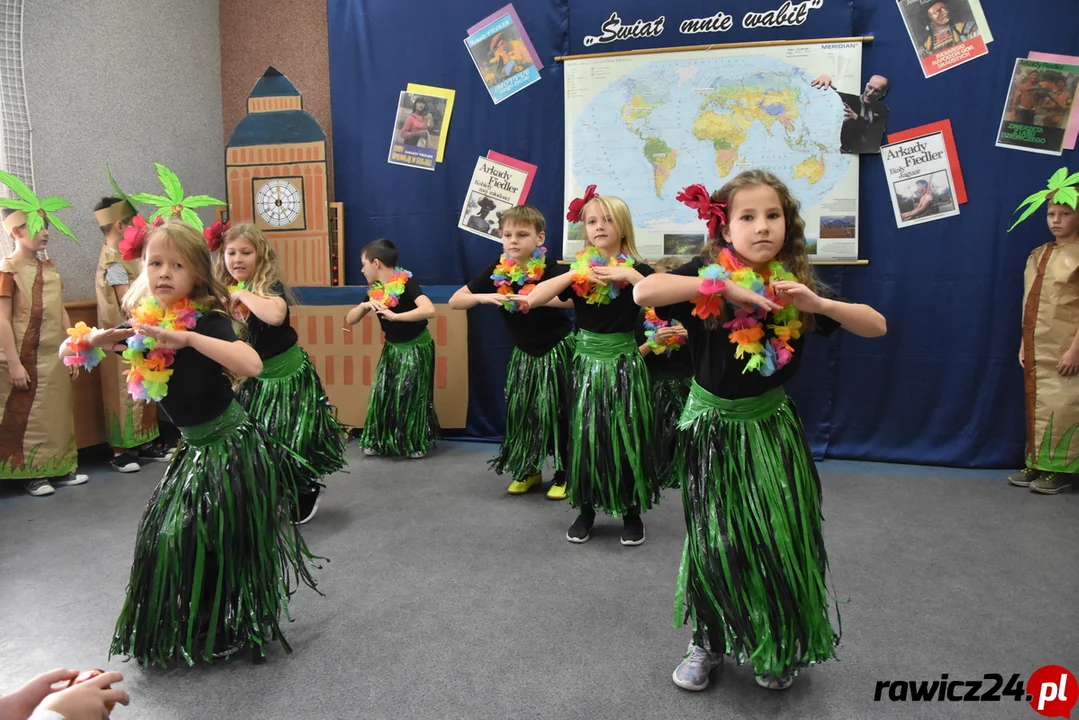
369;267;411;308
643;309;685;354
228;279;249;320
693;248;802;377
570;246;636;304
492;248;546;313
123;296;206;402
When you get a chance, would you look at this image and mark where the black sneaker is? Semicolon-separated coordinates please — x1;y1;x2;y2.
139;441;174;462
621;513;646;546
566;510;595;543
292;486;322;525
110;453;141;473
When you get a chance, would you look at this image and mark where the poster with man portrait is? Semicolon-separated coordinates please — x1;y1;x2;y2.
996;59;1079;156
881;132;960;227
896;0;991;78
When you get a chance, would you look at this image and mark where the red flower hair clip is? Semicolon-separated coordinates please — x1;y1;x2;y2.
566;184;600;223
677;184;727;239
120;215;165;260
204;219;230;252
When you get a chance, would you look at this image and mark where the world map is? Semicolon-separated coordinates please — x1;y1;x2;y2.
569;55;853;235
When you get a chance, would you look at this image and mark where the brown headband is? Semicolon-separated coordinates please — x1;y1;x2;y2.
2;210;28;234
93;201;135;226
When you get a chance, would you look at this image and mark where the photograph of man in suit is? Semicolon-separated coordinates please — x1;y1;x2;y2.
812;73;890;154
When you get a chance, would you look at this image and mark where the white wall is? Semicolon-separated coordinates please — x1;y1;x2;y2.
18;0;224;300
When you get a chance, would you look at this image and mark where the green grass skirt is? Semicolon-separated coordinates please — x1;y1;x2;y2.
567;330;658;516
359;330;440;457
490;333;576;479
674;382;840;678
651;374;691;489
109;401;321;667
237;344;347;487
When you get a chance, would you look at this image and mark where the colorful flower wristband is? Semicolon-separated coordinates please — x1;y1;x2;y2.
63;321;106;370
691;263;731;320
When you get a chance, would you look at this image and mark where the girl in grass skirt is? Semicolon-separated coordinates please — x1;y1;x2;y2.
212;222;346;524
635;171;887;691
346;238;439;458
64;220;319;667
521;186;658;546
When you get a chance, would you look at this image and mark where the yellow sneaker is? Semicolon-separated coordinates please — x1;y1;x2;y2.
546;481;567;501
546;470;567;501
507;473;541;495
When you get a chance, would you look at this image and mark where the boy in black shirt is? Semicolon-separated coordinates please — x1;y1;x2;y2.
449;205;575;499
346;239;440;458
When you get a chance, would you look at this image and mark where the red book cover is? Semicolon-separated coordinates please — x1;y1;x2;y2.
887;119;967;204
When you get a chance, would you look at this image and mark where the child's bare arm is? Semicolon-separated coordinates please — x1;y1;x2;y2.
235;290;287;326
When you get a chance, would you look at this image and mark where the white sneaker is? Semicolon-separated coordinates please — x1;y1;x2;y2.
363;447;380;457
25;479;55;496
53;472;89;487
755;673;795;690
672;643;722;691
408;451;427;459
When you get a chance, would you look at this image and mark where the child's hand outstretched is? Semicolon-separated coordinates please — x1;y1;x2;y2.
772;280;825;313
722;282;783;313
37;670;129;720
474;293;511;307
134;323;191;350
0;668;79;720
591;266;641;285
373;303;398;322
88;327;135;351
1059;346;1079;376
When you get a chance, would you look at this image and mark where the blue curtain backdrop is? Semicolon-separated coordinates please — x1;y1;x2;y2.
328;0;1079;467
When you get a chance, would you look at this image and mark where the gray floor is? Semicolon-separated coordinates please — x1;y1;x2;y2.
1;442;1076;720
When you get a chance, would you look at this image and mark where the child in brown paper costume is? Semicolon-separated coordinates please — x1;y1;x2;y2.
0;171;89;495
1007;168;1079;494
92;169;170;472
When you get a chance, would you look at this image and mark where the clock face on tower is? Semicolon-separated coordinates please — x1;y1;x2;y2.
255;178;304;228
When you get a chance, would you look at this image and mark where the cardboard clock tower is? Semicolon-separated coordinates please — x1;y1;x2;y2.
225;67;336;286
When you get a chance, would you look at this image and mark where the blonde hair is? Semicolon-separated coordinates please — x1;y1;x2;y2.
651;256;683;273
578;195;642;260
214;223;293;303
700;169;820;328
123;220;231;315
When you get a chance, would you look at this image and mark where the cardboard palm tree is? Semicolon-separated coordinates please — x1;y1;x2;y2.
130;163;225;232
0;171;77;472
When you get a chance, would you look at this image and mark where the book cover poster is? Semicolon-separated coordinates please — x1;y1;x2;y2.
486;150;537;204
896;0;989;78
406;84;456;162
881;132;960;227
887;118;967;203
458;157;529;241
996;59;1079;156
1029;52;1079;150
388;91;448;171
465;11;541;104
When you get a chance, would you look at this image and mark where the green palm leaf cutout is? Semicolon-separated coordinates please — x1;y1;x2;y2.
129;193;172;208
182;194;226;209
0;170;78;244
47;212;77;242
132;163;226;232
40;197;71;212
0;169;37;204
179;208;201;228
0;198;35;212
154;163;185;204
106;164;138;215
1009;167;1079;231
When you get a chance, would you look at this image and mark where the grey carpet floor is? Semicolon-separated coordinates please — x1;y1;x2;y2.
1;442;1076;720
